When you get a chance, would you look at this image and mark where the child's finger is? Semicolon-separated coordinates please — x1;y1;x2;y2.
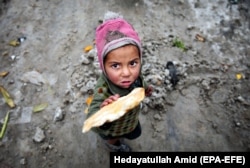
110;94;120;100
100;101;108;108
100;94;120;108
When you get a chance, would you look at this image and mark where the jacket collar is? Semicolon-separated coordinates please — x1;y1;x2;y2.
101;73;143;96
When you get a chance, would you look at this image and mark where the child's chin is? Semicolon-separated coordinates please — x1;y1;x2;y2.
119;85;130;89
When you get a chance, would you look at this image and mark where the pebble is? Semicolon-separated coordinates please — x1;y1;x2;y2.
80;55;90;65
235;122;241;127
8;79;15;84
11;55;16;60
33;127;46;143
41;142;53;152
20;158;27;165
54;107;64;122
201;79;210;90
86;48;97;59
153;113;162;120
21;71;46;86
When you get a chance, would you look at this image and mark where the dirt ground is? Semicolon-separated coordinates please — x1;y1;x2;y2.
0;0;250;167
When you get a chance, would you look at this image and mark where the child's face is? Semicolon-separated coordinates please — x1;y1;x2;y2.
104;45;141;88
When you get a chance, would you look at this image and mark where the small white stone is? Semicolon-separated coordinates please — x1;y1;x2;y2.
54;107;64;122
33;127;45;143
20;158;26;165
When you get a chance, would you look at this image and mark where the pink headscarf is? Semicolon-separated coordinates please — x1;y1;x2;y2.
95;15;142;72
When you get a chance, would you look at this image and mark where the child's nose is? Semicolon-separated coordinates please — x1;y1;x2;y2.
121;66;131;76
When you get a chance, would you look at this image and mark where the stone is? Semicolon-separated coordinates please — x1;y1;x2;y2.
33;127;46;143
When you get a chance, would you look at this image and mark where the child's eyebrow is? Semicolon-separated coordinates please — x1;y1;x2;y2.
106;57;140;64
106;61;120;65
130;58;140;62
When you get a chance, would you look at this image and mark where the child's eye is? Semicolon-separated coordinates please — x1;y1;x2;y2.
111;63;120;69
130;60;138;67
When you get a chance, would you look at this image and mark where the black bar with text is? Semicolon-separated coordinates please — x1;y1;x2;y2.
110;152;250;168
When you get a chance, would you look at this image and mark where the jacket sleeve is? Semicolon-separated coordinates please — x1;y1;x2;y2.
87;86;109;119
86;84;113;131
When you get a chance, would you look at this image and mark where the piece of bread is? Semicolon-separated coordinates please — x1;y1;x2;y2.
82;87;145;133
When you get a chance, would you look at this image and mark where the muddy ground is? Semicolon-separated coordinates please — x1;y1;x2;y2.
0;0;250;167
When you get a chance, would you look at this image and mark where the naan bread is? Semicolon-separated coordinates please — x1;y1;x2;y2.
82;87;145;133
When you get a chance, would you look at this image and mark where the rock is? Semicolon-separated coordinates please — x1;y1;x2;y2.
235;121;241;127
54;107;64;122
47;74;58;86
20;158;27;165
8;79;15;84
164;69;170;76
146;74;163;85
187;25;195;30
11;55;16;60
152;131;158;138
211;90;229;104
16;107;32;124
80;55;90;65
20;71;46;86
152;121;165;132
41;142;53;152
33;127;46;143
141;104;149;114
69;104;77;113
93;62;100;69
153;113;162;120
236;96;250;106
86;48;97;59
13;90;22;104
201;79;210;90
86;80;96;91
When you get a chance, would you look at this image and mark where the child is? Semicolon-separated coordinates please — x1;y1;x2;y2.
86;12;153;152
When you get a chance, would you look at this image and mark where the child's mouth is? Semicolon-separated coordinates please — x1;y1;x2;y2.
121;81;131;87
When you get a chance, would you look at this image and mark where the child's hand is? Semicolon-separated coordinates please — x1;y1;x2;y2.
100;94;120;108
145;85;153;97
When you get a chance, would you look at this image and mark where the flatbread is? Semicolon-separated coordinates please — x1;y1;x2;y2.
82;87;145;133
